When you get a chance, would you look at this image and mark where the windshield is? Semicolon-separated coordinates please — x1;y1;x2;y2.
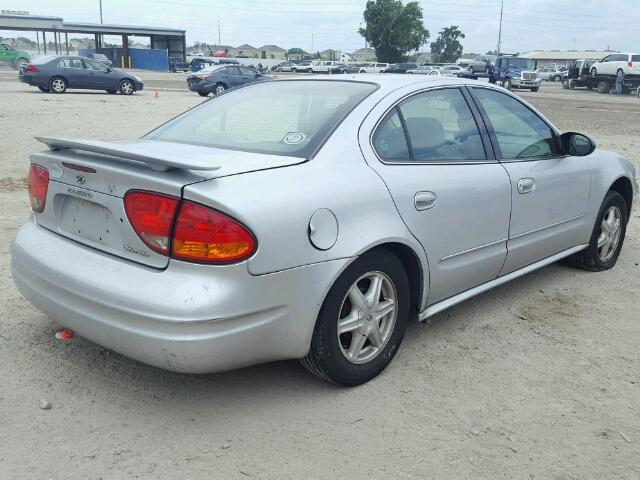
506;58;536;70
146;80;377;158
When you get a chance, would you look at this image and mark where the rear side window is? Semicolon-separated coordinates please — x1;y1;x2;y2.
146;80;377;158
472;88;559;159
373;110;410;161
58;58;84;69
398;88;486;162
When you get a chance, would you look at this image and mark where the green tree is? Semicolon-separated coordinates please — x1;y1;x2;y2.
430;26;465;63
359;0;429;63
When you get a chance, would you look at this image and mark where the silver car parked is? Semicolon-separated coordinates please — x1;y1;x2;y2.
11;76;638;386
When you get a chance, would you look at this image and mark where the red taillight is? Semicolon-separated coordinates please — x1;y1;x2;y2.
172;201;256;264
196;75;211;80
25;65;40;73
124;191;179;255
28;165;49;213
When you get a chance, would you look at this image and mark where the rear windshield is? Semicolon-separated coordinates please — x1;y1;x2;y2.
146;80;377;158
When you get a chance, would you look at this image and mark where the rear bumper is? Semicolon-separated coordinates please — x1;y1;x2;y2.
11;220;349;373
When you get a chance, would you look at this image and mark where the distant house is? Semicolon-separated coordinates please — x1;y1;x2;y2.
233;44;258;58
352;47;376;62
287;47;307;60
257;44;286;60
320;49;351;62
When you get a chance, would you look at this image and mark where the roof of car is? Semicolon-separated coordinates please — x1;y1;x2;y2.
277;74;473;95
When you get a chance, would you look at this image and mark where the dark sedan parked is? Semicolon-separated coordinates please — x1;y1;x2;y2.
187;65;270;96
19;56;143;94
384;63;419;74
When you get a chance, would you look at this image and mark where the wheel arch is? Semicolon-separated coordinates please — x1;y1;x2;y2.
609;176;634;220
344;242;427;316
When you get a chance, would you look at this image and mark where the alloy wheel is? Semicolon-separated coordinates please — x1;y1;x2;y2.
597;206;622;262
215;84;226;94
337;271;397;364
120;81;134;95
51;79;66;93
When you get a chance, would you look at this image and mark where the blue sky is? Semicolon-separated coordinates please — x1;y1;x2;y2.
2;0;638;54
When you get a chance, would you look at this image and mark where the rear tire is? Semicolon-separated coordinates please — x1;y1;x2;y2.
48;77;67;94
566;191;628;271
306;68;313;73
530;87;539;92
562;79;570;89
502;78;512;90
301;249;410;386
553;75;561;82
597;81;610;94
197;91;209;97
213;83;226;95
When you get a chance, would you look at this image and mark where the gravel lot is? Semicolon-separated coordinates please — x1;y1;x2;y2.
0;74;639;479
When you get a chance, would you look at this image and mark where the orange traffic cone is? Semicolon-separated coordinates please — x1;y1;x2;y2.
154;90;159;99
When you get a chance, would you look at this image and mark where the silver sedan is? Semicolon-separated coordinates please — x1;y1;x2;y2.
11;76;638;385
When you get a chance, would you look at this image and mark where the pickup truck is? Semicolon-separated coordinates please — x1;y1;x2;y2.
310;60;341;73
0;43;30;69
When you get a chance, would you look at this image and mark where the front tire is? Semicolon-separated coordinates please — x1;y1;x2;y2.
530;87;539;92
301;249;410;386
119;79;135;95
553;75;561;82
566;191;628;271
306;68;313;73
213;83;226;95
502;78;512;90
48;77;67;94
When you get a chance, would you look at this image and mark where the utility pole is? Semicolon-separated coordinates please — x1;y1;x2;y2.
497;0;503;54
217;19;221;45
572;37;576;50
99;0;103;24
311;33;314;53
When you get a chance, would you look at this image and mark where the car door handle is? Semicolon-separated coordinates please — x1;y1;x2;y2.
414;191;437;211
517;177;536;194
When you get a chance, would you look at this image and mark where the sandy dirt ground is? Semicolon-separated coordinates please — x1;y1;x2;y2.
0;75;639;479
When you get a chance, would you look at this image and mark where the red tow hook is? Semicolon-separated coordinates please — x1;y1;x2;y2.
54;329;75;340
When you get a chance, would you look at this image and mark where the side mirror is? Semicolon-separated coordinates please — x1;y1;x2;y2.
560;132;596;156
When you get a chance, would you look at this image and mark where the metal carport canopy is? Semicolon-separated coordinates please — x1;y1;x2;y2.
60;22;185;37
0;14;63;31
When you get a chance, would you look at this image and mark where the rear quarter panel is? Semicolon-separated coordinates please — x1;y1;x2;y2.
183;140;426;277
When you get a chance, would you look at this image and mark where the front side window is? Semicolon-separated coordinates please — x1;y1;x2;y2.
146;80;377;158
632;55;640;62
472;88;559;159
85;60;107;71
398;88;486;162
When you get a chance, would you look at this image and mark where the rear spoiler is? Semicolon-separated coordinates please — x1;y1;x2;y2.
35;137;221;172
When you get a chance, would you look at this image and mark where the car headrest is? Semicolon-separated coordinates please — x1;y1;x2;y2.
404;117;445;151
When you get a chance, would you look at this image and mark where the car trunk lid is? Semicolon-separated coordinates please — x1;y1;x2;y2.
32;137;304;268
